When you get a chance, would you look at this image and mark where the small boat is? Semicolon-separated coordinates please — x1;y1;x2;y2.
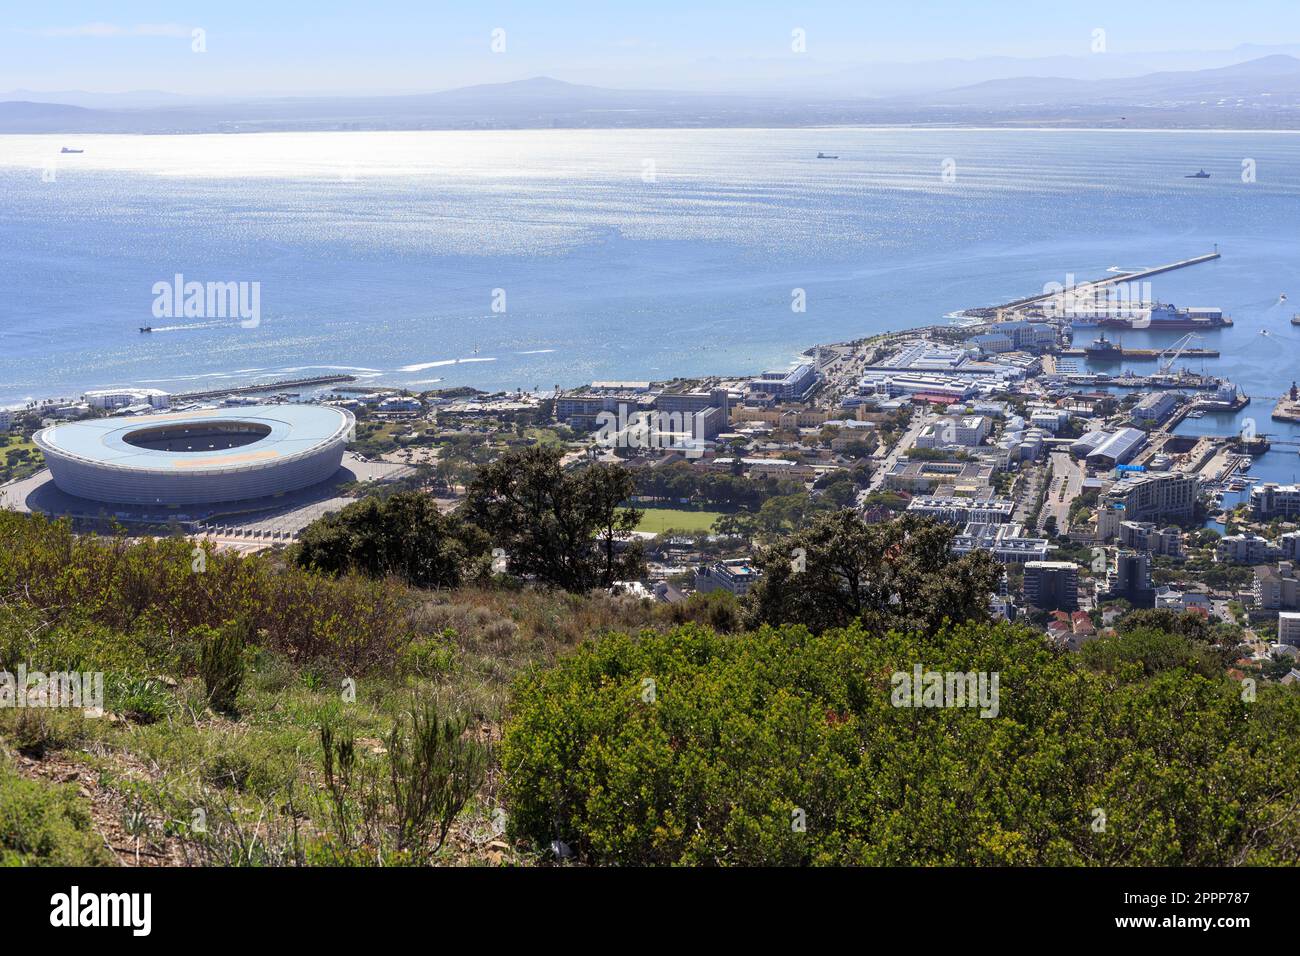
816;152;839;159
1281;293;1288;301
60;147;84;154
1290;313;1300;326
139;326;153;333
1185;169;1211;179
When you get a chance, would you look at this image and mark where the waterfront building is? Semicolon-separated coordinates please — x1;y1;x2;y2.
84;387;171;410
1251;483;1300;521
1084;427;1147;467
1101;471;1197;522
1131;390;1180;425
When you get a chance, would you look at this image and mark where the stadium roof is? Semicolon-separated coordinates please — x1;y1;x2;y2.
34;405;352;473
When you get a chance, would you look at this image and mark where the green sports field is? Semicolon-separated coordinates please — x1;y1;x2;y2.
634;508;723;534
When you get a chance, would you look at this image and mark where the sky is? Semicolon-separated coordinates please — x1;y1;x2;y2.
4;1;1300;96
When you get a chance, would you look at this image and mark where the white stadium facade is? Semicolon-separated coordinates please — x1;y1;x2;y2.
33;405;355;506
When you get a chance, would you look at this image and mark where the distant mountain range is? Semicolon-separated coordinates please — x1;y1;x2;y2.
5;55;1300;133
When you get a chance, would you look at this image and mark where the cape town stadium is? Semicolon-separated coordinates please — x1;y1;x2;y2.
33;405;355;506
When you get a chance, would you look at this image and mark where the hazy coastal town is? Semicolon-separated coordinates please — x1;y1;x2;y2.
6;249;1300;689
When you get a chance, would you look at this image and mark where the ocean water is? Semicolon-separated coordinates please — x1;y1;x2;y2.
2;127;1300;424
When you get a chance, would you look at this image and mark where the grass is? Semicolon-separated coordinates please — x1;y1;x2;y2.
0;434;44;484
635;507;723;534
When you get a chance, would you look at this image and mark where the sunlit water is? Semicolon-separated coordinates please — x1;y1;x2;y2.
2;129;1299;459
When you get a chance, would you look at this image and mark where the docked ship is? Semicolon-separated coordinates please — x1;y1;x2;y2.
1083;332;1123;360
1081;303;1231;331
1130;304;1230;330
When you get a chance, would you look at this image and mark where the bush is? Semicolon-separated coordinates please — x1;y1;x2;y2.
198;619;249;715
0;760;111;866
503;620;1300;865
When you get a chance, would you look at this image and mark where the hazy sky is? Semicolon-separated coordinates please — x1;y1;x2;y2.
5;1;1300;95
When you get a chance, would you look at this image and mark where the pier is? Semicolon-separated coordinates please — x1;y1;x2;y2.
968;250;1221;317
173;374;356;402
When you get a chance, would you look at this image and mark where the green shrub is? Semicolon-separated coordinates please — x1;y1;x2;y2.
0;760;111;866
198;620;249;715
503;621;1300;866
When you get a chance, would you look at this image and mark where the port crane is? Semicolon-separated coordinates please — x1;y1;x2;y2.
1156;332;1202;374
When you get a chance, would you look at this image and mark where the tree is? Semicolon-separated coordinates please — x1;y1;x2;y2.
462;446;644;591
295;491;487;589
748;511;1002;635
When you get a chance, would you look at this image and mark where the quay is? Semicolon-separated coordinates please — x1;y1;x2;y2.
1057;347;1219;359
1273;398;1300;423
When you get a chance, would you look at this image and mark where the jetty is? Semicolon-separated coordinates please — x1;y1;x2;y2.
173;374;356;402
966;250;1221;318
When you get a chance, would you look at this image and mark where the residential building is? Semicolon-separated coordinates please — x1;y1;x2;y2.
1278;611;1300;647
1118;521;1183;558
1255;562;1300;610
1218;533;1275;565
1105;550;1156;609
1281;531;1300;561
1023;561;1080;612
1251;483;1300;521
83;387;170;410
694;560;761;597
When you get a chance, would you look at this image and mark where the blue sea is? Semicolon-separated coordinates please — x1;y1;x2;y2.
2;128;1300;455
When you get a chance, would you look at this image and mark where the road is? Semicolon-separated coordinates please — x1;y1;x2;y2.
1039;451;1086;534
860;407;934;500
